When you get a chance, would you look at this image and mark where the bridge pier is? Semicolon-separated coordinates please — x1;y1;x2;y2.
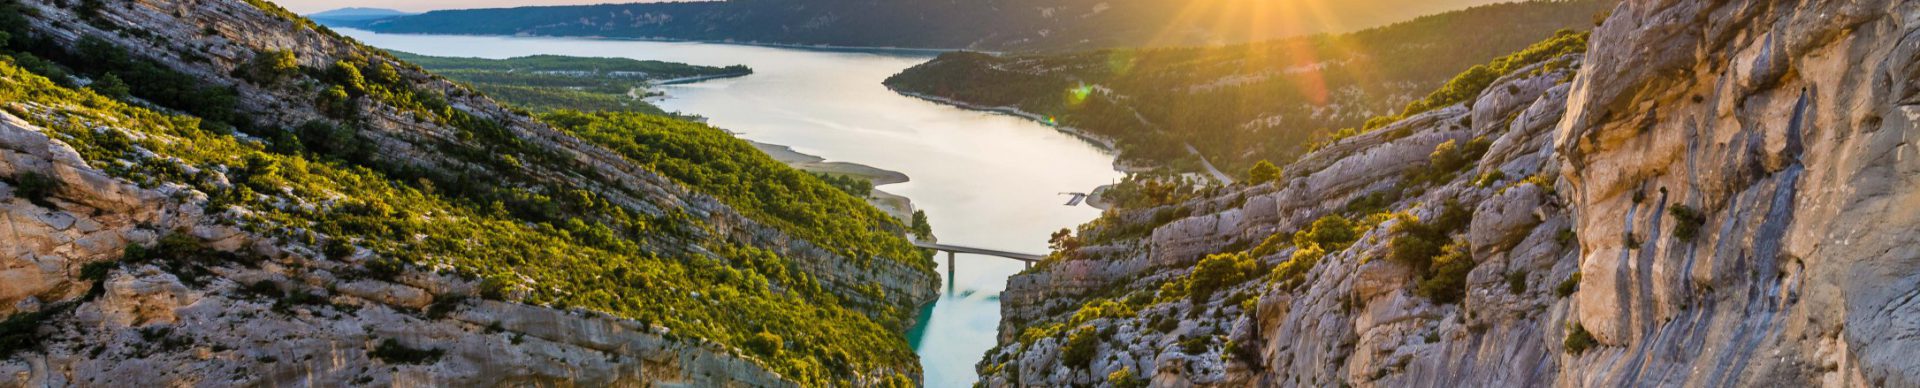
947;251;955;295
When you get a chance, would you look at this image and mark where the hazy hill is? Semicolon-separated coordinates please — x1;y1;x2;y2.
308;7;412;22
329;0;1519;51
886;0;1612;175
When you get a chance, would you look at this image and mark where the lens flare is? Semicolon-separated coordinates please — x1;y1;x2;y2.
1066;83;1094;106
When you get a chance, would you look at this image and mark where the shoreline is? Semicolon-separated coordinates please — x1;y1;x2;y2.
889;88;1121;152
327;26;971;56
746;140;918;223
653;71;755;86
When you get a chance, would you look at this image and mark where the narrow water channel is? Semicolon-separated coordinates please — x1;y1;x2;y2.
340;29;1124;387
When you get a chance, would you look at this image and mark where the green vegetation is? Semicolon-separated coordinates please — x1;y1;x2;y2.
8;171;57;207
0;35;920;385
370;339;445;365
389;51;749;115
1506;270;1530;295
886;1;1608;174
1108;367;1148;388
1555;272;1581;298
1669;204;1706;242
811;172;874;198
1387;202;1477;304
1060;325;1101;368
1407;137;1494;186
1187;252;1263;303
541;110;926;272
1247;160;1281;185
909;210;933;240
1413;239;1474;304
0;305;55;359
1393;30;1588;124
1564;323;1596;354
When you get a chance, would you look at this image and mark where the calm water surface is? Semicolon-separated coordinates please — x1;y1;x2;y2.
341;29;1123;387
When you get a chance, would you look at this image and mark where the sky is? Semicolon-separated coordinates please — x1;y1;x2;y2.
274;0;653;14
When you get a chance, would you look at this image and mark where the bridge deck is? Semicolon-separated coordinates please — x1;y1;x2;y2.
913;242;1045;262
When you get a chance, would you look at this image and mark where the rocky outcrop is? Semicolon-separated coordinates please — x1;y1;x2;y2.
979;0;1919;386
0;111;793;386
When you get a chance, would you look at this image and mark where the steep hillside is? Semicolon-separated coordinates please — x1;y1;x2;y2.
330;0;1515;52
0;0;934;385
984;0;1920;386
886;0;1611;176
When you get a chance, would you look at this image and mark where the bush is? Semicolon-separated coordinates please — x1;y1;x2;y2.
1060;325;1100;368
1564;323;1596;354
1506;270;1528;294
11;171;58;207
746;331;784;357
370;339;444;365
1669;205;1705;242
1188;252;1261;302
1388;202;1473;271
1247;160;1281;184
295;120;365;161
88;72;128;99
1413;239;1474;304
328;60;366;95
240;50;299;85
1294;214;1358;250
0;307;55;359
1554;272;1581;297
1108;367;1148;388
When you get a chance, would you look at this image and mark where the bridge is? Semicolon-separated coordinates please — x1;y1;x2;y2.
915;241;1045;292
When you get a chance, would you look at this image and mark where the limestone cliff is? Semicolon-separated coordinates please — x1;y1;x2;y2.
0;0;936;385
982;0;1919;386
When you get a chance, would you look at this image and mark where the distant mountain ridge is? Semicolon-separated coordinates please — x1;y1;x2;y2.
323;0;1517;51
307;7;413;22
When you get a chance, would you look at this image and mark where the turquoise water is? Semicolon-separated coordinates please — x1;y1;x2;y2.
341;29;1122;387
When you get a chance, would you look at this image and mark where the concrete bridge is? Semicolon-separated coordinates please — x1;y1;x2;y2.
914;242;1045;292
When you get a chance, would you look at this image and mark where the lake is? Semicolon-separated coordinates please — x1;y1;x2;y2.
338;29;1124;387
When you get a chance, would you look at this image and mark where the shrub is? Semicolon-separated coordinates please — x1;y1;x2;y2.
1060;325;1100;368
240;50;299;85
1188;252;1261;302
1269;245;1324;289
1564;323;1596;354
1506;270;1528;294
1247;160;1281;184
0;307;56;359
1388;201;1473;270
746;331;784;358
11;171;58;207
1108;367;1148;388
89;72;129;99
328;60;366;95
1294;214;1358;250
370;339;444;365
295;120;364;161
1413;239;1474;304
1669;205;1705;242
1067;299;1137;326
320;85;353;116
1178;335;1210;355
1554;272;1581;297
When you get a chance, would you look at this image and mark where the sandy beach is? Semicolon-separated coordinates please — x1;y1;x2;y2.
748;140;917;222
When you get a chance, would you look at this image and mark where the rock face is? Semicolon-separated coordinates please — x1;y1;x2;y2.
0;0;935;385
980;1;1920;387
